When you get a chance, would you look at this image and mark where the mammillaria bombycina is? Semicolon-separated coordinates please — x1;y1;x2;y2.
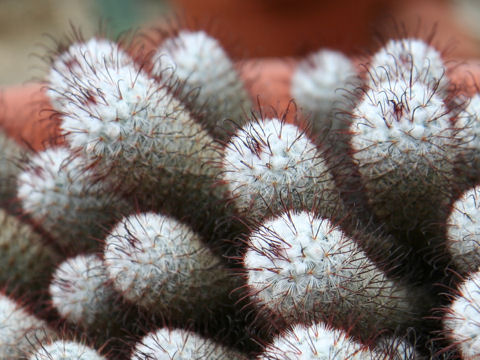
1;29;479;359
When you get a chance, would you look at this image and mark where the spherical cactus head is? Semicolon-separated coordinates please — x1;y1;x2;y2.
17;147;124;251
104;212;231;317
131;327;248;360
368;38;447;91
245;210;415;336
245;211;357;323
291;48;360;137
0;293;54;359
49;254;115;328
351;79;453;162
222;117;340;220
260;322;371;360
47;37;132;110
152;30;226;82
350;76;460;240
28;340;106;360
151;30;252;141
447;186;480;274
444;271;480;359
246;213;351;320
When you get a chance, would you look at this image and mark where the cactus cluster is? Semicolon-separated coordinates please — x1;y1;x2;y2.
3;25;480;359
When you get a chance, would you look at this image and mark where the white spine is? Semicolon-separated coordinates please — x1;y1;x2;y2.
222;118;339;219
152;30;252;140
50;254;116;327
259;323;373;360
245;211;412;333
29;340;106;360
444;270;480;359
0;294;54;358
104;212;232;314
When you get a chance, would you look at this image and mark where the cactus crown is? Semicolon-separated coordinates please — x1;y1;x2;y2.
368;38;447;89
245;210;369;322
0;294;52;359
351;79;453;160
47;38;132;109
444;271;480;359
28;340;106;360
104;212;228;309
291;49;358;113
131;327;247;360
49;254;113;326
260;322;371;360
222;118;336;217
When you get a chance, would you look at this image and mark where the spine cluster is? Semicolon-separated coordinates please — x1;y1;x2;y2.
17;147;128;251
49;254;118;330
244;210;419;337
103;212;236;320
222;117;341;221
131;328;248;360
28;340;106;360
259;322;398;360
152;30;252;141
0;293;55;359
443;270;480;360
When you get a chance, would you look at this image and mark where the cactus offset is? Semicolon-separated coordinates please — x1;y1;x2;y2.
152;30;252;141
18;147;128;251
244;210;420;338
0;293;55;359
104;212;237;319
131;327;248;360
28;340;106;360
222;118;341;221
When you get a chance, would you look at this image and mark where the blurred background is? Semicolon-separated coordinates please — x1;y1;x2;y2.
1;0;480;85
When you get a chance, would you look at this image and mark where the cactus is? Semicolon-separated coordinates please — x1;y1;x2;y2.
367;38;448;91
131;327;248;360
152;30;252;141
103;212;236;319
222;117;340;221
47;37;133;110
350;76;460;243
17;147;129;251
455;94;480;183
4;29;480;359
291;49;360;140
28;340;106;360
50;38;223;212
244;210;420;338
49;254;119;330
0;293;55;359
0;129;30;212
261;323;419;359
446;186;480;274
259;322;376;360
443;270;480;359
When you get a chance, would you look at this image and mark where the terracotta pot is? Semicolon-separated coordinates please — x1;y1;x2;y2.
172;0;386;58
